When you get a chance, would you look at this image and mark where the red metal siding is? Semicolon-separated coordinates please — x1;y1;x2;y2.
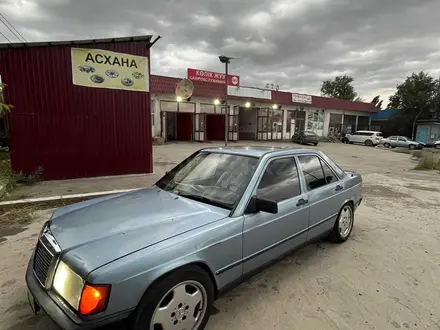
0;41;152;180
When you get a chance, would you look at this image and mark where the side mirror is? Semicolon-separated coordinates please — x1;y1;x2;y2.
246;196;278;214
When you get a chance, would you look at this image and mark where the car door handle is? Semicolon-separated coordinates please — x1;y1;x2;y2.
335;185;343;191
296;198;308;206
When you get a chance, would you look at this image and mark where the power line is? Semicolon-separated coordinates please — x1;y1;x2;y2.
0;12;26;42
0;30;11;43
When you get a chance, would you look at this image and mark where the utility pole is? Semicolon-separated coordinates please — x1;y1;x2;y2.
219;55;233;147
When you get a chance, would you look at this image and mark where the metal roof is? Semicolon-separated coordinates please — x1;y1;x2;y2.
0;35;155;49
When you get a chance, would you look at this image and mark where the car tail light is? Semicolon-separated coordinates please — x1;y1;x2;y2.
79;284;111;316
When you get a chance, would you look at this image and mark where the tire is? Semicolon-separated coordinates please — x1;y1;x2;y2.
131;265;214;330
365;140;373;147
341;137;348;144
328;203;354;243
314;143;318;146
299;138;304;145
409;144;416;150
383;143;390;148
436;144;440;149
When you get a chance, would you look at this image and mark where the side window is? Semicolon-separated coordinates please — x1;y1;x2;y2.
298;155;327;190
321;160;337;184
256;158;301;202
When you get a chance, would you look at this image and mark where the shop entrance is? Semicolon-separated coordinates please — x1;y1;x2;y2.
165;111;176;141
176;113;193;140
206;114;225;141
238;106;257;140
257;108;283;140
162;111;194;141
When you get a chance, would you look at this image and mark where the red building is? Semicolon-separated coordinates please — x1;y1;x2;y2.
0;36;155;180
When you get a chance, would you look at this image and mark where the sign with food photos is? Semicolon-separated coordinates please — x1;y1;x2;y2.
71;48;149;92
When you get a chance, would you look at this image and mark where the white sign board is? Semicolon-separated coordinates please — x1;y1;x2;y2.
292;93;312;104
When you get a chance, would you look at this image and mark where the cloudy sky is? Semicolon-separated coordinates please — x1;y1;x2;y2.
1;0;440;103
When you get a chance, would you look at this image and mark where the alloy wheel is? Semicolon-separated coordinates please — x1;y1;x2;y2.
150;280;207;330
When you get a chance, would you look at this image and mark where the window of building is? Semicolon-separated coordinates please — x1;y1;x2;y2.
256;157;301;202
298;155;328;190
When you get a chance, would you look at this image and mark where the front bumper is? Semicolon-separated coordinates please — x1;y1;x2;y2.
25;257;129;330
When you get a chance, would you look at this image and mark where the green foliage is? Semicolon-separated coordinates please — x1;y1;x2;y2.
0;83;13;112
388;71;438;113
320;75;358;100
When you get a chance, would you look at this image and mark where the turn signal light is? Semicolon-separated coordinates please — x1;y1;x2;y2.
79;284;111;316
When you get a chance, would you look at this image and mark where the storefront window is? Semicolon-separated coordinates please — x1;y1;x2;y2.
287;110;306;133
178;102;195;113
200;103;215;114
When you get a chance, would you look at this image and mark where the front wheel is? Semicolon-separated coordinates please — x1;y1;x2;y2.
328;203;354;243
131;265;214;330
436;144;440;149
409;144;416;150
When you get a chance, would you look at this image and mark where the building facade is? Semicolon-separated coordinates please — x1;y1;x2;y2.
149;73;377;142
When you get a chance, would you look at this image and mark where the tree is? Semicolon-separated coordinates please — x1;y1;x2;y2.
388;71;437;112
387;71;439;138
371;95;383;109
320;75;358;100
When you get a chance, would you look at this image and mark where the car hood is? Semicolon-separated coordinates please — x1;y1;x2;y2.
49;188;229;276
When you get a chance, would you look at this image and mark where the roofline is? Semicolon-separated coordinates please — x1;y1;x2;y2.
0;35;155;49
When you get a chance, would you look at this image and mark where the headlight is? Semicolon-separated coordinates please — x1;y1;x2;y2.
53;261;84;310
53;261;111;315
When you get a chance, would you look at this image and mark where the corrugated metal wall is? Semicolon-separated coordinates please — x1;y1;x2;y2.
0;41;152;180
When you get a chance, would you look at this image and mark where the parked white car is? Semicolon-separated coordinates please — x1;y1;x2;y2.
342;130;383;147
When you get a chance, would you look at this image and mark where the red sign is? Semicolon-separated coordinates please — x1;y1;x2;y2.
187;68;240;86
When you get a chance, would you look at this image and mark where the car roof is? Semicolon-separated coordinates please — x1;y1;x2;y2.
200;146;320;158
355;130;382;133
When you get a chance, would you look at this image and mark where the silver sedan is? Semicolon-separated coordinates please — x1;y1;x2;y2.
26;147;363;330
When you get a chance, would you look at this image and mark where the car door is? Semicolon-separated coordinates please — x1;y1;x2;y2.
242;156;310;274
349;132;359;143
397;137;408;147
388;136;397;147
297;154;346;241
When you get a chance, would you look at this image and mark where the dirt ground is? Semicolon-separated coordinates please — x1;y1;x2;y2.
1;143;440;330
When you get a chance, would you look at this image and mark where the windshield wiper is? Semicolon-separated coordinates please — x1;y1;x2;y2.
178;193;231;210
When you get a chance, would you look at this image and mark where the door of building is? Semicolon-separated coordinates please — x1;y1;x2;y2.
221;106;239;141
194;113;206;142
257;108;269;140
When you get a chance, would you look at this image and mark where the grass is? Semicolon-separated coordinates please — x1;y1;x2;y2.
0;150;43;198
413;152;440;171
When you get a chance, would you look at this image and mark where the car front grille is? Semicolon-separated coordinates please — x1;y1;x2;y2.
33;237;55;286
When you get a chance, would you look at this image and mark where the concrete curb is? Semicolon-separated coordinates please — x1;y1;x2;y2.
0;188;139;210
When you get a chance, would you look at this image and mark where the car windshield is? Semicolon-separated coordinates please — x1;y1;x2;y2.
155;152;259;210
304;131;317;136
376;132;383;137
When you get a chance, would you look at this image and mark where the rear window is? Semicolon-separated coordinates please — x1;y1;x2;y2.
375;132;383;137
